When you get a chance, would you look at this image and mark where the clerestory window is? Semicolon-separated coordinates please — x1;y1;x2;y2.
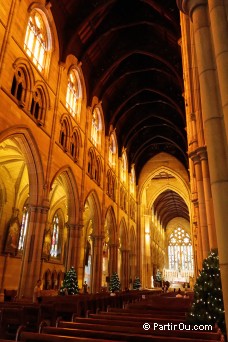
66;69;82;119
24;10;50;73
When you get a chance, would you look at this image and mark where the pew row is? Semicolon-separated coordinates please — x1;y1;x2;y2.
41;326;222;342
57;320;222;341
19;331;125;342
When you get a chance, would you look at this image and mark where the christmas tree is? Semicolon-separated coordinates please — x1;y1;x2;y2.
109;272;121;292
155;270;162;282
133;276;141;290
187;249;225;333
60;266;79;295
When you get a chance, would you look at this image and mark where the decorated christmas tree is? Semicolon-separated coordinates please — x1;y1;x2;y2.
155;269;162;282
155;269;162;286
60;266;79;295
109;272;121;292
187;249;225;333
133;276;141;290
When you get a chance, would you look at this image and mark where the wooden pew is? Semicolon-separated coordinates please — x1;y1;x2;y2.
57;321;221;341
88;313;186;324
72;317;216;333
105;308;186;320
41;326;220;342
0;307;24;339
19;331;125;342
127;296;192;312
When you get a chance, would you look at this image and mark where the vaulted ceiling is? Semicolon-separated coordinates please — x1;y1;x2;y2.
50;0;189;224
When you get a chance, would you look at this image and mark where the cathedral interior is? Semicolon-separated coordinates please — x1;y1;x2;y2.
0;0;228;330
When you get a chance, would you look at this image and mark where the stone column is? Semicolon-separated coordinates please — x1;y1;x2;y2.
121;249;130;290
178;0;228;329
208;0;228;143
18;205;48;298
109;243;118;276
197;147;217;249
66;223;83;270
190;152;210;258
91;235;103;293
129;252;136;284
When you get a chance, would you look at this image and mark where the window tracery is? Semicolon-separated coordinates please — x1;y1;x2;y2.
30;87;45;123
108;133;116;168
18;206;29;251
59;118;69;151
11;68;27;105
91;107;102;147
24;10;49;72
50;213;59;258
168;227;194;271
66;69;82;118
121;151;127;183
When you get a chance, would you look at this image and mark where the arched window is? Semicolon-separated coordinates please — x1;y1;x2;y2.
18;206;29;250
11;68;27;105
130;165;135;195
88;149;94;177
106;170;112;197
168;227;194;271
112;175;116;202
95;157;101;184
59;119;69;151
30;87;45;123
108;133;116;168
91;107;102;147
121;151;127;183
24;10;50;72
50;213;60;258
70;131;79;161
66;69;82;118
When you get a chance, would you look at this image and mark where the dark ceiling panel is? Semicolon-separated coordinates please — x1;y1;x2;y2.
153;190;189;228
50;0;187;188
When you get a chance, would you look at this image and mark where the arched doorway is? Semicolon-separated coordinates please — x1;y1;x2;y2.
102;206;117;289
83;191;101;293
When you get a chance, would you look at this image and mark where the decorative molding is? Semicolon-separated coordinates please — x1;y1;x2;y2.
177;0;208;17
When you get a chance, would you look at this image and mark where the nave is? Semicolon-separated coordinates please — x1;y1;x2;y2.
0;290;225;342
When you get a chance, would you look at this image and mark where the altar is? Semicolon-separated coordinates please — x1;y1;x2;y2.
163;269;194;283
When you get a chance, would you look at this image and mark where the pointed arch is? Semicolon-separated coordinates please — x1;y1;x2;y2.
59;114;72;151
104;206;117;244
129;226;136;254
0;126;44;205
24;7;53;74
11;58;35;108
119;217;128;249
50;166;79;224
84;190;102;236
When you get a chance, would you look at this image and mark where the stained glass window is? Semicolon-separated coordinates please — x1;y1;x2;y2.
24;10;48;72
18;207;29;250
91;107;102;147
66;69;82;118
168;227;193;271
108;133;116;167
50;214;59;257
121;151;127;183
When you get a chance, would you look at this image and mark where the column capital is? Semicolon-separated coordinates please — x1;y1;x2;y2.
28;205;49;214
90;234;104;241
177;0;208;17
196;146;208;161
191;192;199;205
189;150;200;164
66;223;83;230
